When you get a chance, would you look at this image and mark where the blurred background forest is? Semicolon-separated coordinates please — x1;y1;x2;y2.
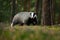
0;0;60;40
0;0;60;26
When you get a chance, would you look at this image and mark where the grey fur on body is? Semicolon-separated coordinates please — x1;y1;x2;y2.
11;12;38;27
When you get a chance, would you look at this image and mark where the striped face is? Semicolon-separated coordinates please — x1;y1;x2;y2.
30;12;37;19
30;12;38;25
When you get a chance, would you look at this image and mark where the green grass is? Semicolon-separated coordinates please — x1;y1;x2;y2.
0;26;60;40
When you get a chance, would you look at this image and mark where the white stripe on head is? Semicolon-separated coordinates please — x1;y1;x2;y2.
30;12;34;18
34;15;37;18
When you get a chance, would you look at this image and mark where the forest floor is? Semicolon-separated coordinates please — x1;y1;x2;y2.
0;25;60;40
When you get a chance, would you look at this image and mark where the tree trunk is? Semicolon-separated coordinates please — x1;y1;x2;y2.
41;0;49;25
27;0;31;12
10;0;17;22
35;0;42;24
58;14;60;24
41;0;55;26
23;0;31;12
23;0;27;11
50;0;55;25
35;0;39;15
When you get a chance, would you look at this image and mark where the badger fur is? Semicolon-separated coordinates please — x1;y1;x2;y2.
11;12;38;27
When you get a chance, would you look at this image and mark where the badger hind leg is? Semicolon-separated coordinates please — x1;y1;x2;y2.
11;20;19;27
11;23;13;28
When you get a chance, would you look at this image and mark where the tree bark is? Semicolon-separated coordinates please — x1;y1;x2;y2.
35;0;42;24
27;0;31;12
10;0;17;22
35;0;39;15
41;0;50;25
23;0;27;11
23;0;31;12
50;0;55;25
41;0;55;26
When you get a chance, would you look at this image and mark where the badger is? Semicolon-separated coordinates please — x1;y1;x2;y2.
11;12;38;27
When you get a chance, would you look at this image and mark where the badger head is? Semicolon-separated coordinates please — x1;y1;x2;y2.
30;12;38;25
30;12;37;19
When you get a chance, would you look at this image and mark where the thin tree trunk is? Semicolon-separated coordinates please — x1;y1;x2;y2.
23;0;27;11
23;0;31;12
10;0;17;22
35;0;39;15
57;0;60;24
50;0;55;25
41;0;49;25
27;0;31;12
41;0;51;26
58;14;60;24
41;0;55;26
35;0;42;24
20;0;23;12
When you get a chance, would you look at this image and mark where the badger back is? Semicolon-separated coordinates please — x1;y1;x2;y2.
13;12;32;23
12;12;36;23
